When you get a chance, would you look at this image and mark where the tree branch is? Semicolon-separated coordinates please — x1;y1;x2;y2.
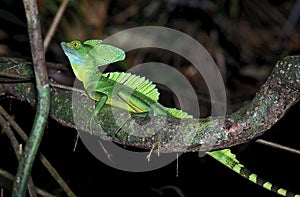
0;56;299;154
12;0;50;195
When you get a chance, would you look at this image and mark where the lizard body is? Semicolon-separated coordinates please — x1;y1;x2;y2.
61;40;299;197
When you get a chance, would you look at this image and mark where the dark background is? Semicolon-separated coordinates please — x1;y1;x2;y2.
0;0;300;196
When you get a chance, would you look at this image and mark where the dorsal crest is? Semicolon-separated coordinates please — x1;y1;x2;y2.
102;72;160;102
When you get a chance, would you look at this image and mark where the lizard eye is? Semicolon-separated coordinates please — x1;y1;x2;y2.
72;41;80;49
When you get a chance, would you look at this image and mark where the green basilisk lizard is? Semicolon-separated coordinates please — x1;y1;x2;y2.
61;39;299;197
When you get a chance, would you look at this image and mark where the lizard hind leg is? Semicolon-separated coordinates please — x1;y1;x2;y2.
114;110;150;140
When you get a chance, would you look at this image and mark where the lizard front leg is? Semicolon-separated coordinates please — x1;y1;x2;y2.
88;93;108;132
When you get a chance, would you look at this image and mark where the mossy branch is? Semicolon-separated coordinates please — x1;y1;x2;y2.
0;56;299;153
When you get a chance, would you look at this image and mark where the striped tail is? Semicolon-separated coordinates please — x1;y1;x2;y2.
207;149;300;197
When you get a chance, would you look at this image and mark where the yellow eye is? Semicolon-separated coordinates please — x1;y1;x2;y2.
72;42;79;48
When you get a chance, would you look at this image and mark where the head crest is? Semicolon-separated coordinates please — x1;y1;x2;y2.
84;40;102;47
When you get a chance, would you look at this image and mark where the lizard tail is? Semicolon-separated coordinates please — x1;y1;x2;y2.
207;149;300;197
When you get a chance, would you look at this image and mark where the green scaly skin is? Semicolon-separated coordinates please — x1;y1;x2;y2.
208;150;300;197
61;40;299;197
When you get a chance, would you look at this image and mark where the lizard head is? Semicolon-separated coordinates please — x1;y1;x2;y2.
61;39;125;82
61;40;102;65
61;40;102;81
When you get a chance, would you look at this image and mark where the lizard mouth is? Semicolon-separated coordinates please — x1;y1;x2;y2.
60;42;68;51
60;42;66;47
60;42;75;55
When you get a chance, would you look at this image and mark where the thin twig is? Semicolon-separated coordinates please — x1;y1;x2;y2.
0;106;28;140
27;177;38;197
46;62;69;70
0;72;32;80
0;114;37;197
0;168;57;197
0;168;14;180
152;186;185;197
0;114;20;159
282;0;300;39
256;139;300;156
13;0;50;195
50;81;85;94
39;154;76;197
0;105;76;197
43;0;69;51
